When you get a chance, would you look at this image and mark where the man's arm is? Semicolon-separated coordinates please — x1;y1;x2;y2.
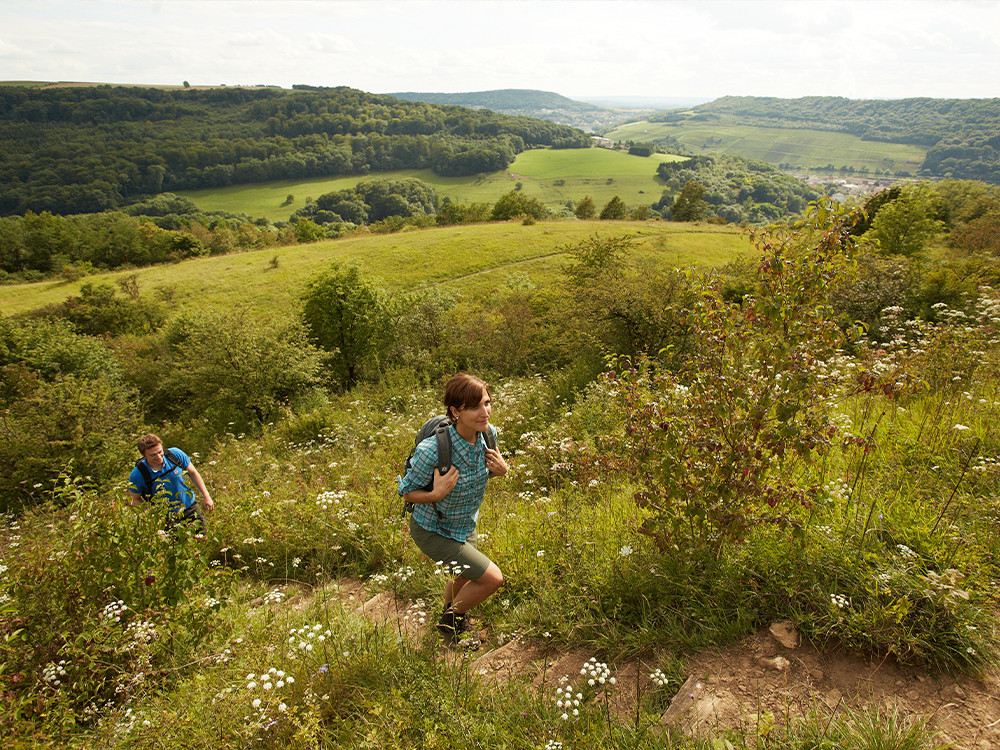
128;490;144;507
186;463;214;513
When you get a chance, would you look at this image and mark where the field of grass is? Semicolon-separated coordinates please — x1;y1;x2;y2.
606;120;927;176
177;148;687;223
0;220;745;317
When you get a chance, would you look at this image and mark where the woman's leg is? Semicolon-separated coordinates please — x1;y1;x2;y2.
451;563;503;613
445;576;470;607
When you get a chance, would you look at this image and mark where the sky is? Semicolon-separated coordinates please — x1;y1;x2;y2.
2;0;999;102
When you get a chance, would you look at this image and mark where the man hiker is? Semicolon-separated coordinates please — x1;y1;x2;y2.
128;433;214;534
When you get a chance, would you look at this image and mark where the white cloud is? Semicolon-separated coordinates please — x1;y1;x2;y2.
305;33;357;54
0;37;29;60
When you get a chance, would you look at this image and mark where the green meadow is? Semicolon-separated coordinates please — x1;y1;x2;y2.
606;120;927;175
5;205;1000;748
0;220;744;317
177;148;688;223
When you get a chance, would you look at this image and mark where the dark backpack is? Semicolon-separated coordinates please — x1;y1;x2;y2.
403;416;496;514
135;448;183;501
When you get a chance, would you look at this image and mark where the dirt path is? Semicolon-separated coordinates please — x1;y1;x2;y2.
310;581;1000;748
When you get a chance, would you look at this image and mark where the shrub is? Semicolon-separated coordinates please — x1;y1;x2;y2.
58;279;166;336
0;373;141;510
167;308;324;429
0;486;232;727
490;191;546;221
0;316;122;384
612;202;861;554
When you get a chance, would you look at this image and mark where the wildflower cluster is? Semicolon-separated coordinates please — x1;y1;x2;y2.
42;661;69;687
553;682;582;720
102;600;128;623
823;478;853;503
402;600;429;626
316;489;346;511
580;657;615;688
123;619;159;647
830;594;850;609
435;560;472;577
262;589;285;605
287;623;331;656
393;564;416;582
649;668;669;688
244;668;295;725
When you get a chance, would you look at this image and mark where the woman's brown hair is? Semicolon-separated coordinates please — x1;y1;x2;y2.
443;374;490;423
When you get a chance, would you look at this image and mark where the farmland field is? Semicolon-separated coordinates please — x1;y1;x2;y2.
176;147;688;222
606;120;927;175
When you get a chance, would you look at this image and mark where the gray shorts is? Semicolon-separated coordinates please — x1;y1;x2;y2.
164;503;206;535
409;517;493;581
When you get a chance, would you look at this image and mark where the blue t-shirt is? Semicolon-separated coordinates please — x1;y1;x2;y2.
129;448;193;512
398;425;496;543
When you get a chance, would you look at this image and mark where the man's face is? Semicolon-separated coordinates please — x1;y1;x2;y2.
143;444;165;467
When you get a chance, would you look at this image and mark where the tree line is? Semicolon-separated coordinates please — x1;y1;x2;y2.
0;85;591;217
0;195;296;283
654;95;1000;184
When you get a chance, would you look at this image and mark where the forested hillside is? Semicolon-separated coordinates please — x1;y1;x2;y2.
663;96;1000;183
0;85;591;216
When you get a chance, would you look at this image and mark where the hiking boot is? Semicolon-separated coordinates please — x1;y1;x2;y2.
436;607;482;650
436;606;457;638
450;611;483;650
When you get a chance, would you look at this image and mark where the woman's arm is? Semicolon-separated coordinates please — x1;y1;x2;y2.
403;466;459;504
484;447;509;477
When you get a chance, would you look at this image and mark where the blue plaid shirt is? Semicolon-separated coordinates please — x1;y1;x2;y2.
398;424;497;543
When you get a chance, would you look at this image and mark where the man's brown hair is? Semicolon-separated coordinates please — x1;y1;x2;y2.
137;433;162;455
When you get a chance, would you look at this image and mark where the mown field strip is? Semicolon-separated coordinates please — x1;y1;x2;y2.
0;221;748;317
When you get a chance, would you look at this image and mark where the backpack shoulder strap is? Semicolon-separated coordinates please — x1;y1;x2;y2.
135;458;153;498
434;421;452;474
163;448;182;471
483;425;497;451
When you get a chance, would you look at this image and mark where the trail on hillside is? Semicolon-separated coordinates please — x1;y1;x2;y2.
277;579;1000;748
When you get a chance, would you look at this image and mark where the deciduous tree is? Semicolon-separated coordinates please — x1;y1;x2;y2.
671;180;709;222
599;195;627;220
301;263;394;389
869;183;943;256
573;195;596;220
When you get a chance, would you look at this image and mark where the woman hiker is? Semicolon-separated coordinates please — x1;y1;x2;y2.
398;373;508;648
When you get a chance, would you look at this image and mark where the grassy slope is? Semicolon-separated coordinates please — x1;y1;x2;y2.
176;148;688;223
606;120;926;175
0;220;746;317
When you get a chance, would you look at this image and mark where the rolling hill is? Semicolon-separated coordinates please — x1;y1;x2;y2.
385;88;658;132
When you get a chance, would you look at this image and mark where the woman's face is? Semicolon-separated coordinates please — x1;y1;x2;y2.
452;390;492;434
